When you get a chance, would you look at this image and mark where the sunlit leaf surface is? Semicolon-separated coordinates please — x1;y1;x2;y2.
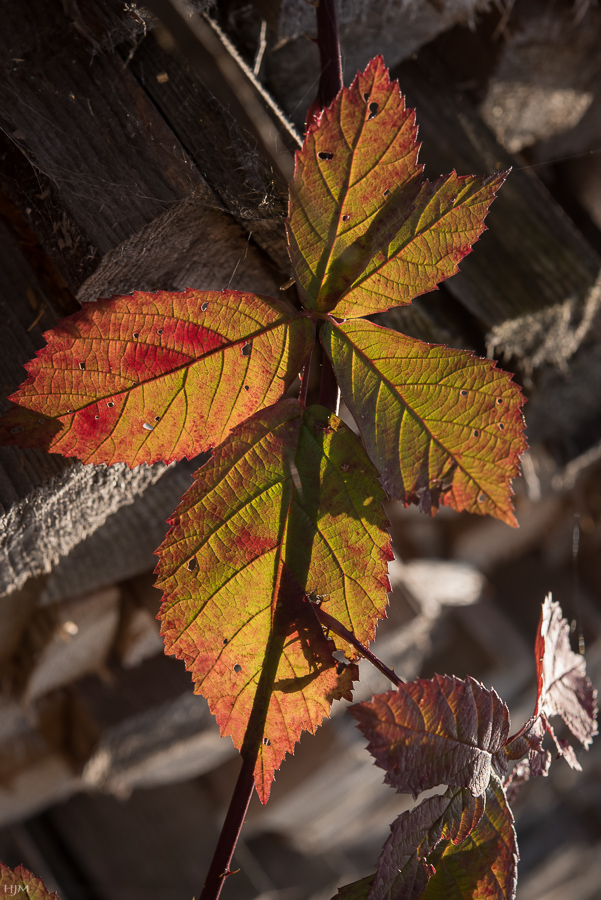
322;318;525;524
155;400;391;801
0;290;313;466
288;56;505;318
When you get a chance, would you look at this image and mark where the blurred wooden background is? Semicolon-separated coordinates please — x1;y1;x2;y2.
1;0;601;897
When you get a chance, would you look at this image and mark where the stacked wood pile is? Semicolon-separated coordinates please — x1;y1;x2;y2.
1;0;601;897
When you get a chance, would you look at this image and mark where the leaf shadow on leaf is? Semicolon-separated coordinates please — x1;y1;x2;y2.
313;175;423;312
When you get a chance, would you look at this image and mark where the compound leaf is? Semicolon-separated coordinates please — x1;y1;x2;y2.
287;56;504;318
351;675;510;798
0;290;313;466
322;318;525;525
0;863;60;899
155;399;392;801
420;776;518;900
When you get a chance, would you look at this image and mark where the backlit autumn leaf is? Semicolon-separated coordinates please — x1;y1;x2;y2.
321;318;526;524
0;290;313;466
155;400;392;801
288;56;505;318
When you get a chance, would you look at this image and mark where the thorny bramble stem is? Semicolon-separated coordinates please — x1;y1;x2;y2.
200;6;345;898
198;755;256;900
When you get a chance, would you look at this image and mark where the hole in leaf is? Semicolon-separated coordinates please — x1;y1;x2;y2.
460;390;468;397
368;101;379;119
142;422;153;431
342;214;350;222
155;415;161;422
222;638;229;645
233;664;242;674
499;423;505;430
262;737;270;746
201;302;209;312
79;362;86;370
383;189;391;196
241;342;251;357
496;397;503;405
10;426;22;434
133;332;140;339
318;150;334;160
244;385;250;391
473;429;480;437
478;493;486;503
363;92;370;101
107;401;114;408
157;328;163;335
94;415;99;420
187;557;199;572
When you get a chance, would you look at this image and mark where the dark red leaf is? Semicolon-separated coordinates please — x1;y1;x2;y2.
369;787;484;900
351;675;510;797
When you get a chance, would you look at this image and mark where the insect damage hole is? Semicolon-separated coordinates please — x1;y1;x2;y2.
262;737;270;746
241;342;252;357
233;664;242;674
317;150;334;160
187;557;199;573
79;362;86;370
363;92;370;102
368;101;379;120
201;302;209;312
460;390;468;397
133;332;140;340
342;214;350;222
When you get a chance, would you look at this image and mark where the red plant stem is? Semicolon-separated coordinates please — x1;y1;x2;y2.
311;1;343;412
198;755;256;900
315;0;343;112
315;607;405;687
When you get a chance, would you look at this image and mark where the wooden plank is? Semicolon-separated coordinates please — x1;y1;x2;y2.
0;0;283;597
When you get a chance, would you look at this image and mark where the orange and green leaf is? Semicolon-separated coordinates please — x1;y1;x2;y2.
287;56;505;318
0;290;313;466
321;318;526;525
155;399;391;801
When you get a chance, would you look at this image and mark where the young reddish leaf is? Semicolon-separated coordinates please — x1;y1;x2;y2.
155;399;392;801
420;776;518;900
351;675;510;798
0;290;313;466
369;787;485;900
287;56;505;318
321;319;526;525
534;594;598;752
0;863;60;899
